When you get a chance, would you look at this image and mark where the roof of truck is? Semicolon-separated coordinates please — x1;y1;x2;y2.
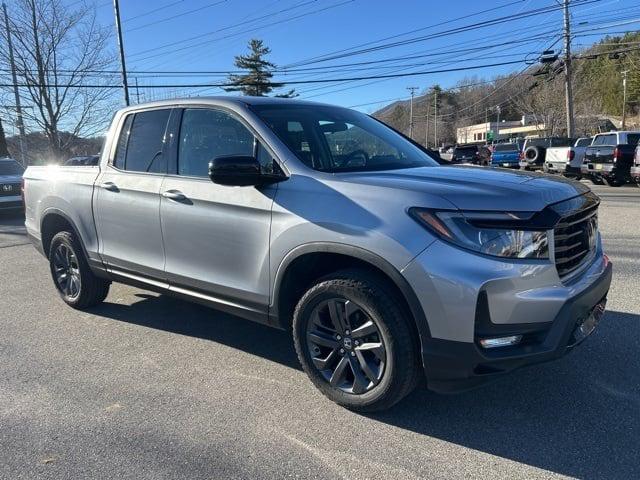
116;95;336;114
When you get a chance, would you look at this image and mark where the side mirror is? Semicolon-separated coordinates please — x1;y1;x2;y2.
208;155;281;186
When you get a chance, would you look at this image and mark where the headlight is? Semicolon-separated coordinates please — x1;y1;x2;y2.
409;208;549;259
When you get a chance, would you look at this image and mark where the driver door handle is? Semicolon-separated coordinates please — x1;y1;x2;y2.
162;190;187;202
100;182;119;192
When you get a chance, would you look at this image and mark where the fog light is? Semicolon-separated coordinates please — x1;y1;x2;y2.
479;335;522;349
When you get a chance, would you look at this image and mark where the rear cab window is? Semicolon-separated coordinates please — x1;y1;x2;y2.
493;143;518;152
591;134;616;146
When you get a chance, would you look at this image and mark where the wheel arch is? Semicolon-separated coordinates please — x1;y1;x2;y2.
270;243;431;350
40;209;89;260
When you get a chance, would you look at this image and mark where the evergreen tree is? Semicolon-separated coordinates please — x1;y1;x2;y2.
225;39;296;98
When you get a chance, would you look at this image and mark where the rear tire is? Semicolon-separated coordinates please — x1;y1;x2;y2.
49;231;110;309
604;177;623;187
292;269;419;412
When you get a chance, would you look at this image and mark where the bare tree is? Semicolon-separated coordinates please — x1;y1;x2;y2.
0;0;116;162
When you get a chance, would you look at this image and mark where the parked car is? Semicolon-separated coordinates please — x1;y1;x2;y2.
23;97;612;412
451;144;480;164
520;137;574;170
64;155;100;166
0;157;24;212
582;131;640;186
544;137;592;177
630;144;640;185
490;142;520;169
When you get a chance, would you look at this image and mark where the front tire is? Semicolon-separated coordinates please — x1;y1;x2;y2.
293;270;418;412
49;231;110;309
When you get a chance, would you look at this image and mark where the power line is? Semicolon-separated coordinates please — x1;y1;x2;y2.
284;0;601;68
127;0;318;59
284;0;529;68
125;0;229;33
123;0;187;23
130;0;355;65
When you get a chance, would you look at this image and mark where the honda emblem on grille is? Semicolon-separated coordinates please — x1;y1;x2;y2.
2;184;12;192
587;217;597;251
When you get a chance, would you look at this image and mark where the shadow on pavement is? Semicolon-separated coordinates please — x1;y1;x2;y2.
370;309;640;479
92;289;639;478
92;293;300;371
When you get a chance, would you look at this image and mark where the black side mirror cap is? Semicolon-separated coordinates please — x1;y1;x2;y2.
208;155;283;186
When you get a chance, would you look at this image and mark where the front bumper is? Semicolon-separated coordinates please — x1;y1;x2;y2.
0;195;23;211
402;237;612;393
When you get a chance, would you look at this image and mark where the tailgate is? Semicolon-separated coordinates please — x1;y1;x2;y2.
585;146;615;164
545;148;568;164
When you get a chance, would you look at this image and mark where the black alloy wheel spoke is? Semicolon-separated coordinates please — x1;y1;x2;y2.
53;244;81;299
306;297;387;395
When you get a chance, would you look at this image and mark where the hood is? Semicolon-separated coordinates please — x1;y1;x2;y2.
338;165;590;212
0;174;22;183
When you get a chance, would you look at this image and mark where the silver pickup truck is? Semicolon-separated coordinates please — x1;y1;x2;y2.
23;97;612;411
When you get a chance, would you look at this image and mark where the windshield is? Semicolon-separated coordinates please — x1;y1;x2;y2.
251;104;439;172
494;143;518;152
0;160;24;176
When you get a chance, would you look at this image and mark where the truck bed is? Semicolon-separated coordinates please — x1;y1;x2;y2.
23;165;101;257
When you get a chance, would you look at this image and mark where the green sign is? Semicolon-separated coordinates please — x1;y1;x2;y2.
487;130;494;141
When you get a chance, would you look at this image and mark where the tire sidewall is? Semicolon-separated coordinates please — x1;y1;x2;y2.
293;278;408;410
48;232;87;307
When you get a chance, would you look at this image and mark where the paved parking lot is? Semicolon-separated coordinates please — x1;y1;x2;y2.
1;182;639;480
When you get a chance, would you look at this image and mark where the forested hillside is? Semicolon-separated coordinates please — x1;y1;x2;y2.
375;32;640;146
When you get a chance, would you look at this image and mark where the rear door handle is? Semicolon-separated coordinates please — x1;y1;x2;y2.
100;182;118;192
162;190;187;202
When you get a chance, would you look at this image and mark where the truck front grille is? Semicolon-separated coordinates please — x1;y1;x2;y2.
0;183;20;197
554;202;598;279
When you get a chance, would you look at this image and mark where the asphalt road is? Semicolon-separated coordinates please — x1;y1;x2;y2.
1;182;639;480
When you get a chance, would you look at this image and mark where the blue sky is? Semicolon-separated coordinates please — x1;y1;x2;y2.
85;0;640;112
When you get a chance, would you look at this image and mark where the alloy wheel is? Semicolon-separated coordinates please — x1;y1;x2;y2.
52;243;81;300
306;298;386;394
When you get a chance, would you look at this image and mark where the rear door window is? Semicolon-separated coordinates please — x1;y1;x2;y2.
113;109;171;173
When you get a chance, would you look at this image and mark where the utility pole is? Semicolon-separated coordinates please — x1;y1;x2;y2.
113;0;130;106
2;2;26;165
433;89;438;148
563;0;575;138
406;87;418;139
425;100;430;148
495;105;501;141
621;70;629;130
135;77;141;104
485;107;488;143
